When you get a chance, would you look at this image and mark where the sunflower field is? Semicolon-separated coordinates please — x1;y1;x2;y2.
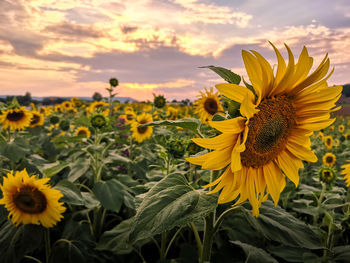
0;44;350;263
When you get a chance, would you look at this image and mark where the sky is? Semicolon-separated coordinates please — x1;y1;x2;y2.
0;0;350;101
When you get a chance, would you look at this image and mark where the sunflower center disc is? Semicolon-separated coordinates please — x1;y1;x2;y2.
7;110;25;122
137;120;148;134
241;95;296;168
30;114;40;125
78;130;87;136
326;156;333;164
13;185;47;214
204;98;219;115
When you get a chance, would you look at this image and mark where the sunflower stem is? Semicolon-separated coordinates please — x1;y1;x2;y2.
159;232;168;261
313;182;327;225
44;228;51;263
200;212;215;263
189;222;202;259
213;206;242;233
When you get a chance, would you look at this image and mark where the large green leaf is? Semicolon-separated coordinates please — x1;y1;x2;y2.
139;118;201;133
51;239;86;263
200;65;241;84
0;138;29;163
231;241;278;263
54;180;85;206
243;201;323;249
68;157;91;182
129;173;218;242
42;161;70;178
92;179;125;212
333;245;350;262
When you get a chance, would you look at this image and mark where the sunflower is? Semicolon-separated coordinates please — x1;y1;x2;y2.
120;109;136;124
341;162;350;187
88;101;109;113
187;43;342;216
318;131;324;140
75;126;91;138
319;166;337;184
131;113;153;143
0;107;33;131
167;106;179;120
322;152;336;166
0;169;66;228
324;136;333;149
29;111;45;128
194;87;224;123
61;101;74;111
338;124;345;133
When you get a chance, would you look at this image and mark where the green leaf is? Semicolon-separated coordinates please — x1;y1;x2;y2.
68;158;91;182
97;218;135;254
231;241;278;263
139;118;201;133
243;201;323;249
42;161;70;178
268;246;318;262
333;245;350;262
200;65;241;84
54;180;84;206
0;138;29;163
92;179;125;212
51;239;86;263
81;192;100;209
129;173;218;242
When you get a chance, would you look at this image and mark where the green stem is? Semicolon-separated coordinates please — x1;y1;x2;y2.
313;182;327;225
189;222;202;259
23;256;42;263
44;229;51;263
201;212;215;263
164;227;183;259
213;206;241;233
160;232;168;261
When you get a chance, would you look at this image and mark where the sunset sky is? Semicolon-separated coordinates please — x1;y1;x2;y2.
0;0;350;101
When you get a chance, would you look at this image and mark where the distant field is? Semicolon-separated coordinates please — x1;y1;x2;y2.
335;104;350;115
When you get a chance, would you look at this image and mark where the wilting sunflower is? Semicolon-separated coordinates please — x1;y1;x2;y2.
0;107;33;131
0;169;66;228
338;124;345;133
194;87;224;123
324;136;333;149
187;43;342;216
319;166;337;184
131;113;153;143
75;126;91;138
322;152;336;166
29;111;44;128
341;162;350;187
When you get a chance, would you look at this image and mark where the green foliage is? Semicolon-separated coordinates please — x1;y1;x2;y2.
200;65;241;84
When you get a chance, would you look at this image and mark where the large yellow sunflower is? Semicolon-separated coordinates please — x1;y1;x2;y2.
194;87;224;123
341;162;350;187
131;113;153;143
0;169;66;228
29;111;45;128
187;43;342;216
0;107;33;131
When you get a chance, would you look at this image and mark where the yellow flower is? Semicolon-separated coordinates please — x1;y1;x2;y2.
74;126;91;138
167;106;179;120
194;87;224;123
329;125;334;131
0;169;66;228
61;101;74;111
29;111;45;128
187;43;341;216
324;136;333;149
131;113;153;143
318;131;324;140
338;124;345;133
0;107;33;131
341;162;350;187
87;101;109;114
322;152;336;166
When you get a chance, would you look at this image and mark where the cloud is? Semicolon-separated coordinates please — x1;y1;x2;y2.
44;21;105;39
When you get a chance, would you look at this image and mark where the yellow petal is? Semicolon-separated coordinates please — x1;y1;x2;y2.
268;42;286;95
263;162;284;206
208;117;246;133
215;83;254;103
192;133;238;150
286;141;317;162
202;147;233;170
276;150;303;186
240;94;259;119
242;50;263;101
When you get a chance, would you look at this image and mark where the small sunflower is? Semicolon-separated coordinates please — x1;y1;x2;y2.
322;152;336;166
131;113;153;143
74;126;91;138
187;43;342;216
341;162;350;187
61;101;74;111
88;101;109;113
29;111;45;128
0;169;66;228
120;110;136;124
318;131;324;140
194;87;224;123
167;106;179;120
338;124;345;133
324;136;333;149
319;166;337;184
91;113;108;129
0;107;33;131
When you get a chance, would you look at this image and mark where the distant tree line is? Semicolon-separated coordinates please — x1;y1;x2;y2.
342;84;350;97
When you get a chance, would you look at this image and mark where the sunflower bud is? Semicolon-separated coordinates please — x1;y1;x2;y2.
49;115;60;124
109;78;119;87
154;95;166;109
59;120;70;131
91;113;107;128
319;166;337;184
